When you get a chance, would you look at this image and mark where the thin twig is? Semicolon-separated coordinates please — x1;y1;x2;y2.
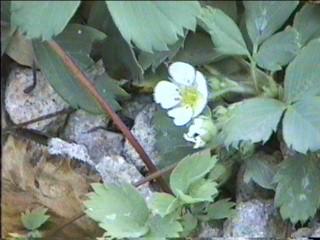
3;107;74;131
133;163;177;187
48;41;172;194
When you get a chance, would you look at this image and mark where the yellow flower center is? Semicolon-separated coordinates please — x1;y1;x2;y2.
181;88;201;108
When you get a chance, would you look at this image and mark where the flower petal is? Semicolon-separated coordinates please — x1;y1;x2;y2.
168;106;193;126
154;81;181;109
169;62;196;86
192;71;208;117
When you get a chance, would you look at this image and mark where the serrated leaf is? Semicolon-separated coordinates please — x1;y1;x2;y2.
187;179;218;203
200;7;249;56
84;183;149;238
244;152;277;190
255;27;300;72
88;1;144;82
274;154;320;223
106;1;200;53
284;38;320;103
222;98;286;148
207;198;236;220
144;215;183;240
138;37;184;71
173;31;224;66
11;1;80;40
21;207;50;231
148;193;179;217
170;152;218;198
293;3;320;46
283;96;320;153
33;40;127;114
243;1;299;45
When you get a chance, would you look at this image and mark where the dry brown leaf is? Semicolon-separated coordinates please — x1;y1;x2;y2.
2;136;103;239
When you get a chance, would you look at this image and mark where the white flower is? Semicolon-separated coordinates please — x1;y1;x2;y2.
184;115;217;149
154;62;208;126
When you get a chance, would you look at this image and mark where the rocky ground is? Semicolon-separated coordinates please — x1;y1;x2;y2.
2;65;320;239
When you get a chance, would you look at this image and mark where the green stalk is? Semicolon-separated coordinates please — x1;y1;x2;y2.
249;44;259;93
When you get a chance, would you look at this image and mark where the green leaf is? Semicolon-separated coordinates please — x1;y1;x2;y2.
199;7;249;56
84;183;149;238
244;152;277;190
243;1;299;45
33;40;127;114
293;3;320;46
179;213;198;238
21;207;50;231
282;96;320;154
138;37;184;71
202;1;238;23
170;151;218;198
173;32;224;66
154;108;196;168
284;38;320;103
207;198;236;220
274;154;320;224
106;1;200;53
148;193;180;217
11;1;80;40
187;179;218;203
55;23;107;70
255;27;300;72
88;1;144;82
144;215;183;240
222;98;285;148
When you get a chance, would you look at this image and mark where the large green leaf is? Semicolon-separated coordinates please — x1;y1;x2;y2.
244;152;277;190
106;1;200;53
33;40;127;114
144;215;183;240
170;151;217;198
274;154;320;223
255;27;300;72
88;1;144;82
199;7;249;56
84;183;149;238
293;3;320;46
11;1;80;40
202;1;238;23
283;96;320;154
222;98;286;148
284;38;320;103
243;1;299;46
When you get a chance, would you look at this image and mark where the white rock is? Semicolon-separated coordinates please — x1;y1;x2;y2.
5;66;68;132
63;110;123;163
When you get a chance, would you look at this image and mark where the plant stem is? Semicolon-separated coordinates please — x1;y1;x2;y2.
48;41;172;194
249;44;259;93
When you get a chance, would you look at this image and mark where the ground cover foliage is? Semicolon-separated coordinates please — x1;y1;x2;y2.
2;1;320;239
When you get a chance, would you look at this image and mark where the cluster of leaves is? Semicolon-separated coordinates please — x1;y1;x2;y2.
84;151;235;239
1;0;320;238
